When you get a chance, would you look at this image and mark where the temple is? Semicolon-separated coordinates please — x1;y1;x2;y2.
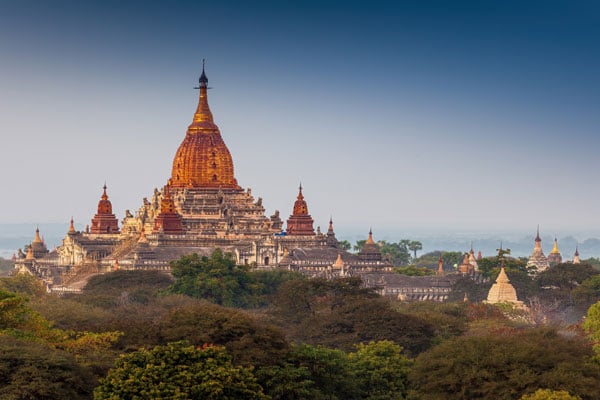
13;65;477;301
526;226;550;273
547;238;563;267
15;65;370;289
285;185;315;236
573;246;581;264
485;263;524;307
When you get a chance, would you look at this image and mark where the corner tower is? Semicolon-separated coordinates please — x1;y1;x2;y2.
286;184;316;236
170;62;239;189
91;184;120;234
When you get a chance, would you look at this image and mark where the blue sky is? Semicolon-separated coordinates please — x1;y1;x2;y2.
1;1;599;237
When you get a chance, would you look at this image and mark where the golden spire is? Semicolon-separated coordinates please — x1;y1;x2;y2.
170;63;239;189
327;216;334;234
574;246;581;264
333;253;344;269
534;225;542;250
68;217;76;234
25;245;34;260
551;238;560;254
366;228;375;245
33;227;43;243
191;60;216;128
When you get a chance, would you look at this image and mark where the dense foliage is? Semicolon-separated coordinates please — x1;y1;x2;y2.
168;250;301;308
2;249;600;399
410;328;600;400
95;341;267;400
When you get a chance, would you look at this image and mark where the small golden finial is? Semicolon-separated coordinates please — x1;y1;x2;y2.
68;217;76;234
33;226;42;243
101;183;108;200
551;237;560;254
366;228;375;244
25;245;34;260
192;60;214;125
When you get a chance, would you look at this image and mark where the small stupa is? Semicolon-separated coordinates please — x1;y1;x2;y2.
486;264;524;307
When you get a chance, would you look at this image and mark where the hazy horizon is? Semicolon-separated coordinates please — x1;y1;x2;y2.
1;1;599;233
2;222;599;261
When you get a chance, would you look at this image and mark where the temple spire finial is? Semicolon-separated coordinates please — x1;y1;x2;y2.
68;217;75;234
192;60;214;125
366;228;375;244
34;226;42;243
199;59;208;87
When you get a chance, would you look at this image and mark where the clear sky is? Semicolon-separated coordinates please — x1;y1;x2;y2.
1;0;599;237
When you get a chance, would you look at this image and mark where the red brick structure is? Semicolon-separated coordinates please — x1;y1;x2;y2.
90;184;120;234
286;184;315;236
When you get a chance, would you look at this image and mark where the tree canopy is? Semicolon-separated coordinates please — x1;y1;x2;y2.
410;328;600;400
94;341;267;400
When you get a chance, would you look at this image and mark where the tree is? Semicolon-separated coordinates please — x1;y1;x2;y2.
0;273;47;298
348;341;413;399
168;250;264;308
272;278;435;356
415;251;463;271
354;240;366;253
520;389;582;400
339;240;352;251
573;275;600;307
94;341;267;400
158;301;290;368
288;344;357;399
583;300;600;361
379;241;411;266
408;240;423;260
536;263;598;291
410;328;600;400
0;335;96;400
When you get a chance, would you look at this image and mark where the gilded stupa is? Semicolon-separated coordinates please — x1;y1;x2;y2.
170;63;238;189
547;237;563;267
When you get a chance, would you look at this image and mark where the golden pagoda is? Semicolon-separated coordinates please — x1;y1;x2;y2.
547;237;563;267
170;62;238;189
358;229;383;261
